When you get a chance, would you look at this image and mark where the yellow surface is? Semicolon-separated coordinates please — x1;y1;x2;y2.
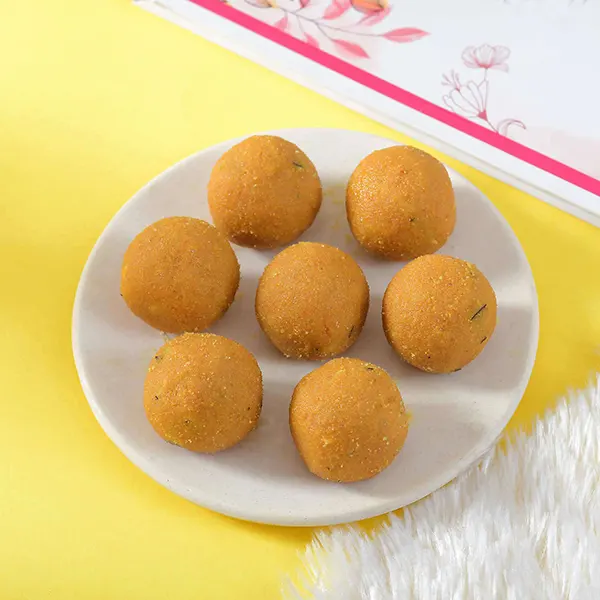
1;1;599;598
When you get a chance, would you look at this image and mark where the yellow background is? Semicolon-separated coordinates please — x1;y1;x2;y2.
1;1;599;598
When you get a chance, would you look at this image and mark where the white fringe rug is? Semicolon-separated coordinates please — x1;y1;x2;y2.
285;376;600;600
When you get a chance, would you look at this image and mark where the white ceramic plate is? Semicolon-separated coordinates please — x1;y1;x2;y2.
73;129;538;527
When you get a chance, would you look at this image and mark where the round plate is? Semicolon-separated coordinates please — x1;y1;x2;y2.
73;129;538;527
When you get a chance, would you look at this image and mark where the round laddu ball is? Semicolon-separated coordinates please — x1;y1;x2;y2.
121;217;240;333
255;242;370;360
382;254;497;374
290;358;409;482
208;135;322;249
144;333;263;453
346;145;456;260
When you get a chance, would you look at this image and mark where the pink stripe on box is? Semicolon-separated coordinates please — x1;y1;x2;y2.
191;0;600;197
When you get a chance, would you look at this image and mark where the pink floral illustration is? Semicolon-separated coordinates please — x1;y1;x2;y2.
242;0;429;59
462;44;510;72
442;44;525;137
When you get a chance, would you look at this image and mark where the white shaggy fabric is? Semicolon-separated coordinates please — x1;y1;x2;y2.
285;376;600;600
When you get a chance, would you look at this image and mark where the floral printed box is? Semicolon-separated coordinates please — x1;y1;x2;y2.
137;0;600;225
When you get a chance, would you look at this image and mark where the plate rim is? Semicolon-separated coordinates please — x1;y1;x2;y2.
72;127;539;526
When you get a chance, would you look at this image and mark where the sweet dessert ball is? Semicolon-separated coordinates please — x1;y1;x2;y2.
346;146;456;260
255;242;369;360
208;135;322;249
290;358;409;482
121;217;239;333
382;254;497;374
144;333;263;453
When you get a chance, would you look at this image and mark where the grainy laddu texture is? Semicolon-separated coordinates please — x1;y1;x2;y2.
346;146;455;260
208;135;322;248
144;333;263;453
290;358;409;483
256;242;369;359
121;217;239;333
383;254;497;373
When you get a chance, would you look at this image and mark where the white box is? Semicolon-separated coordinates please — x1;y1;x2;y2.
137;0;600;226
